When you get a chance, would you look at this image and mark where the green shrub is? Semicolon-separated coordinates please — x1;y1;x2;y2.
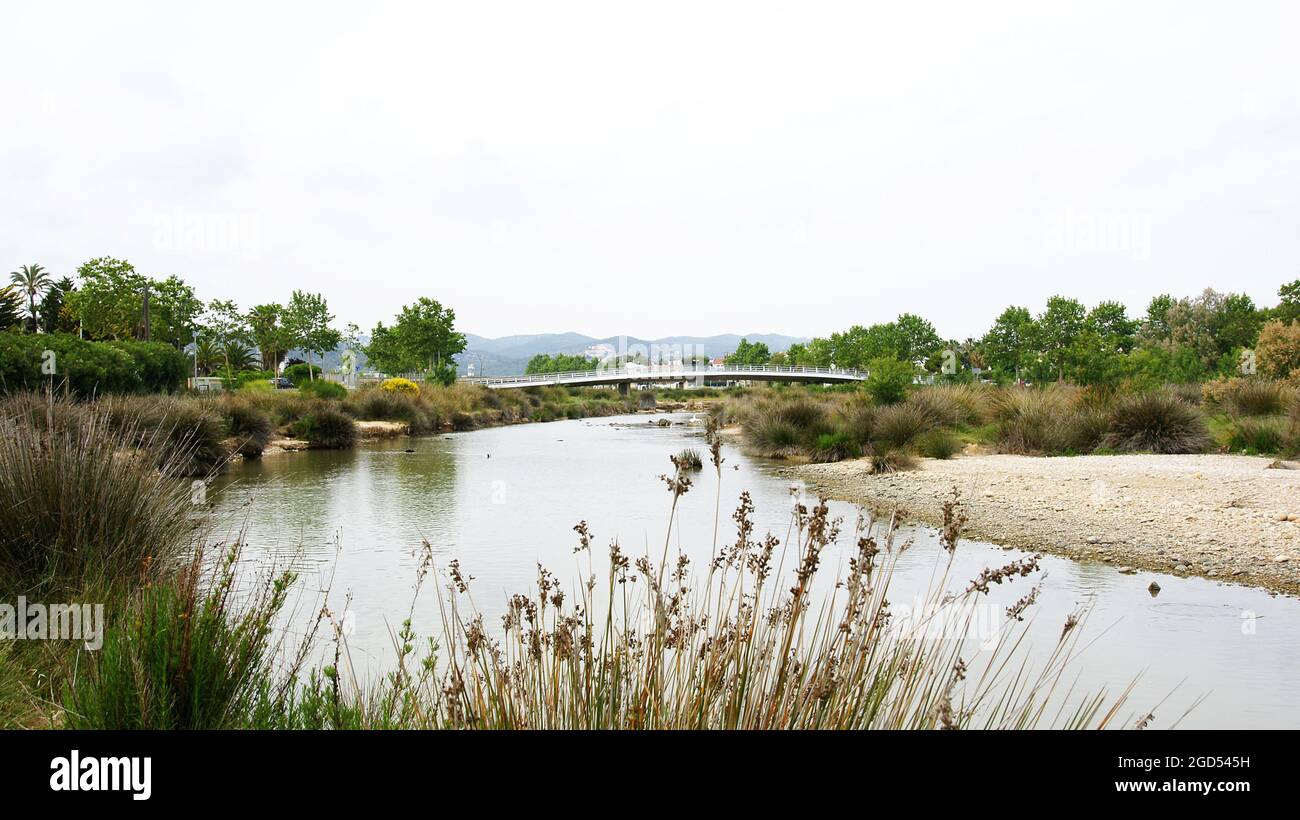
295;404;356;449
62;547;297;729
864;357;915;405
917;429;961;459
1103;390;1212;454
812;431;859;462
1225;416;1287;454
283;363;322;385
298;379;347;400
110;339;191;393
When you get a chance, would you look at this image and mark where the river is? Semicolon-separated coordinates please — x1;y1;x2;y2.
213;411;1300;729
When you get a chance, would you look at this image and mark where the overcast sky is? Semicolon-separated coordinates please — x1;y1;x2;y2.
3;1;1298;342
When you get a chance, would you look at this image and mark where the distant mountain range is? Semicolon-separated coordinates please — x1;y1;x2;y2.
289;332;807;377
457;332;808;377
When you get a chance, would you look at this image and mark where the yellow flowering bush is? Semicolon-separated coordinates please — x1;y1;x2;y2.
380;377;420;396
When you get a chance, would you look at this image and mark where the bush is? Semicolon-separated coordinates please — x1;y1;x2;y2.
872;402;934;448
298;379;347;400
0;397;195;597
811;431;859;462
105;395;230;476
864;357;915;405
219;396;275;458
1103;390;1212;454
1256;319;1300;379
295;404;356;449
381;377;420;396
62;546;297;729
1225;416;1287;454
110;339;191;393
1284;403;1300;458
1202;377;1286;416
283;363;322;385
917;429;961;459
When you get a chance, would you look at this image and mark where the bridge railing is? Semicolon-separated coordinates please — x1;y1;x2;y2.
461;363;867;387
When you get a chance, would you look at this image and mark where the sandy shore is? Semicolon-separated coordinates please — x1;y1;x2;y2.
787;453;1300;596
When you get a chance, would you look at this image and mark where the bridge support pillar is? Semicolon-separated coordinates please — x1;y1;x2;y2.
617;381;629;398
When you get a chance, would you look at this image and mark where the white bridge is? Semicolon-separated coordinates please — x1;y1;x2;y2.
461;363;867;391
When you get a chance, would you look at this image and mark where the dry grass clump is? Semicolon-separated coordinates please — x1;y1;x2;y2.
104;394;230;476
907;382;994;427
217;394;275;458
1102;390;1212;454
1202;377;1289;416
0;395;196;597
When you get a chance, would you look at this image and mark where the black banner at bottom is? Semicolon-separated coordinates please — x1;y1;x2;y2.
1;730;1283;807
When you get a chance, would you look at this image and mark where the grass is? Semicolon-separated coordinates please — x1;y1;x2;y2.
294;403;357;449
0;397;197;598
1103;390;1213;454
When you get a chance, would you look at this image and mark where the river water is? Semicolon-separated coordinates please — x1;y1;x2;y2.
213;412;1300;729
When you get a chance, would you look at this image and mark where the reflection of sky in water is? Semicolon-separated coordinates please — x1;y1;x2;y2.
214;413;1300;729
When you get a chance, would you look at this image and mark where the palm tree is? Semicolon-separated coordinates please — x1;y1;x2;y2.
219;339;259;372
193;338;221;376
0;285;23;331
9;264;52;332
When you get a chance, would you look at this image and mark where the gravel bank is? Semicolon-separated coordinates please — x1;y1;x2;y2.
787;453;1300;596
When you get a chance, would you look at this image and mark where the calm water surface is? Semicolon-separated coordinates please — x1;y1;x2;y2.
214;413;1300;729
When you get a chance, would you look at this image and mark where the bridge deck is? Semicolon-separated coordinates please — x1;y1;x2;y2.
461;364;867;389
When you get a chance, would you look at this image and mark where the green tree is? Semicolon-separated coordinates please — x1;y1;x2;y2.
980;306;1037;381
1037;296;1086;380
1084;301;1138;352
525;353;599;374
247;303;292;371
1276;280;1300;324
390;297;464;384
147;275;204;348
68;257;147;341
9;264;52;332
0;286;24;331
725;337;771;366
282;291;341;382
864;356;915;404
38;276;78;334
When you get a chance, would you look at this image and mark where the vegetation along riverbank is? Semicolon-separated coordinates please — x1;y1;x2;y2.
0;396;1146;729
720;380;1300;594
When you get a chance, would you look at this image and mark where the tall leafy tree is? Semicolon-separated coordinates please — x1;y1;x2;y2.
247;303;292;371
725;337;771;366
1276;279;1300;325
38;276;78;334
390;297;465;384
68;257;146;340
9;264;52;332
979;306;1037;381
1037;296;1086;380
282;290;341;381
0;285;24;331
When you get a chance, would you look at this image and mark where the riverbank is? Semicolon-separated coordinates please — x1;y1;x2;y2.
788;452;1300;595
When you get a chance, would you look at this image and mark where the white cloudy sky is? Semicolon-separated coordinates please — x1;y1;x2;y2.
3;1;1298;341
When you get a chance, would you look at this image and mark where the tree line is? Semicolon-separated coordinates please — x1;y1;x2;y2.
736;281;1300;385
3;257;466;391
